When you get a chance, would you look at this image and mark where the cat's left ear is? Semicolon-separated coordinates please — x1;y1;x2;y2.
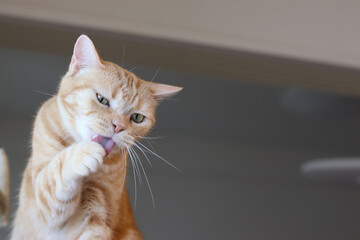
149;82;183;100
69;35;103;74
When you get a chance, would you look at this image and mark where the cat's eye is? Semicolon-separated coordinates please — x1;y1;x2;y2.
96;93;109;106
131;113;145;123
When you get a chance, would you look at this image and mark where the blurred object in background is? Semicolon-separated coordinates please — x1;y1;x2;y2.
0;149;9;227
302;158;360;184
281;88;360;118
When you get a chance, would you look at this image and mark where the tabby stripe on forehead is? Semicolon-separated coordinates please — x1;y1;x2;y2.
112;87;120;99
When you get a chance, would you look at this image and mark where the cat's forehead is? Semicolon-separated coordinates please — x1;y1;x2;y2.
96;66;150;111
110;68;141;95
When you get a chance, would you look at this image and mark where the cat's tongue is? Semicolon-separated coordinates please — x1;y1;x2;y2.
91;134;115;156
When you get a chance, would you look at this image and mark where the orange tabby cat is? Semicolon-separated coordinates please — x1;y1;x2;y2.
11;35;182;240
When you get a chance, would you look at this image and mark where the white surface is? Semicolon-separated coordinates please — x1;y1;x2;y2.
1;0;360;68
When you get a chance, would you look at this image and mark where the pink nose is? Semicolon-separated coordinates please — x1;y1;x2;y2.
113;121;125;133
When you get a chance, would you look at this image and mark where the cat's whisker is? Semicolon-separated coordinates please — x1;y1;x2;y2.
134;135;164;149
133;143;153;167
133;136;157;151
34;90;55;97
126;146;137;210
131;147;144;168
158;98;179;102
149;66;161;83
143;138;156;152
134;135;165;140
128;66;137;73
133;149;144;184
136;141;182;172
131;146;155;209
140;66;161;96
128;148;142;185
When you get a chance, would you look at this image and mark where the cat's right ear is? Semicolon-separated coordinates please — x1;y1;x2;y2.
68;35;103;74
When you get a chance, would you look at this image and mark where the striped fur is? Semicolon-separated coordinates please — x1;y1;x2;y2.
11;35;181;240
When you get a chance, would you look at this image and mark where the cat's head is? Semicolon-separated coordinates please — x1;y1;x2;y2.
58;35;182;153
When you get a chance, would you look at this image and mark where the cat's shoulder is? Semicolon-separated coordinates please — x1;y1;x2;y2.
35;96;59;119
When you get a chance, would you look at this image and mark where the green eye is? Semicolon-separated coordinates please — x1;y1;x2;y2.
131;113;145;123
96;93;109;106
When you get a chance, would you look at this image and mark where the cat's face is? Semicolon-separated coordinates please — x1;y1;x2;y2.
58;35;181;152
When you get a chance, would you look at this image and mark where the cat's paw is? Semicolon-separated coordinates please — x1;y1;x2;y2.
69;142;106;178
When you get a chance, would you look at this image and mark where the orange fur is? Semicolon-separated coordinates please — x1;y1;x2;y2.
11;35;182;240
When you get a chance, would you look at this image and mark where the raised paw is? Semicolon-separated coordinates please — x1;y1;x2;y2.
69;142;106;178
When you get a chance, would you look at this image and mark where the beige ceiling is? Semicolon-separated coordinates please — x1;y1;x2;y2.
1;0;360;97
1;0;360;68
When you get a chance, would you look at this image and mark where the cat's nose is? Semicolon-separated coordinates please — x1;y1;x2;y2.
112;121;125;133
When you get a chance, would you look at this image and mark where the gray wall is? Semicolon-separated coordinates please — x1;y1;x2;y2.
1;47;360;239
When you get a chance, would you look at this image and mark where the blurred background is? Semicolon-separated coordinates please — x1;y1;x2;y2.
2;0;360;239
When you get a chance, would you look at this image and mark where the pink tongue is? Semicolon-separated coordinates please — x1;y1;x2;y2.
91;134;115;156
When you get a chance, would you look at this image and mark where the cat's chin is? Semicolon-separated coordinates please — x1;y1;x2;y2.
91;134;115;156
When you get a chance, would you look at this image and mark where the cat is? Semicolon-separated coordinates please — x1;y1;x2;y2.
10;35;182;240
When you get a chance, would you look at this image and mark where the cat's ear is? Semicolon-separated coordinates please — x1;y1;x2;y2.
149;82;183;100
69;35;103;73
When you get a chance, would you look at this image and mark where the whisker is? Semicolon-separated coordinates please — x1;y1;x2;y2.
149;66;161;83
145;137;164;140
133;143;153;167
140;66;161;96
133;147;155;208
34;90;55;97
132;146;149;167
128;66;137;72
136;141;182;172
128;148;142;184
133;135;160;151
143;138;157;150
159;98;179;102
126;146;137;210
134;135;166;140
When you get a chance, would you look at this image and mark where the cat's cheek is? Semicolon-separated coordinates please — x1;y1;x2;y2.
132;123;152;138
74;118;93;142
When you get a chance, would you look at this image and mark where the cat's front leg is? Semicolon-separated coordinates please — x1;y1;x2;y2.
33;142;105;228
77;224;112;240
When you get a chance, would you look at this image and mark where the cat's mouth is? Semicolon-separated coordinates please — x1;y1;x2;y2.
91;134;115;156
